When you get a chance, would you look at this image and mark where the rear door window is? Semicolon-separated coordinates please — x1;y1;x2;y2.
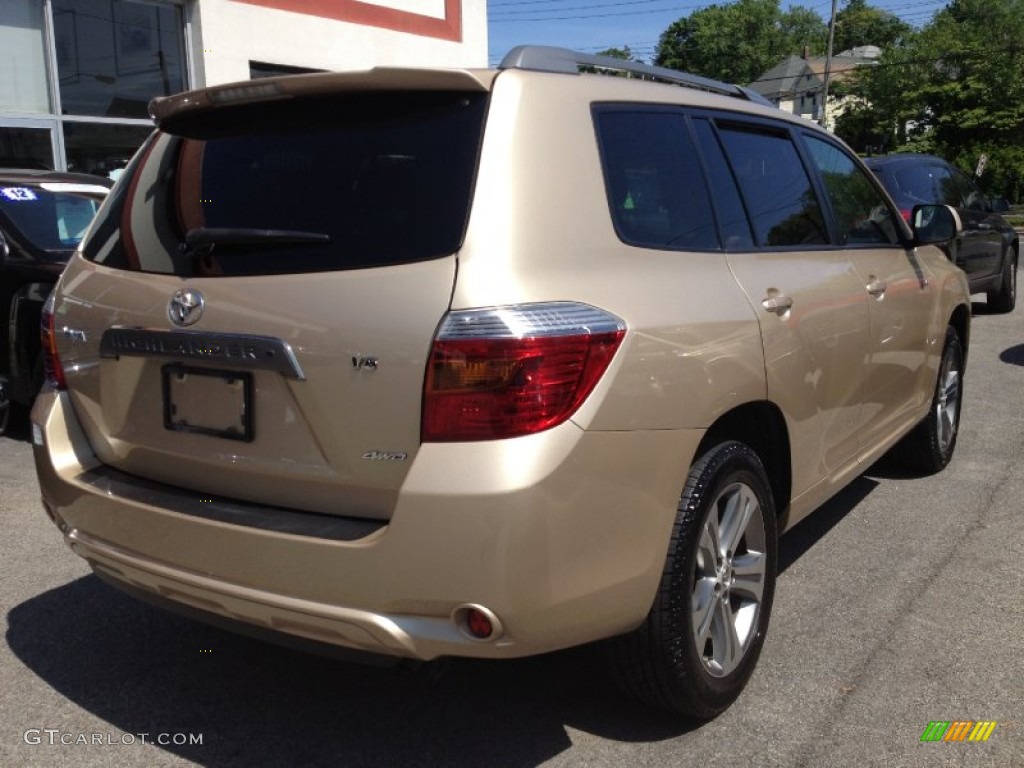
715;124;828;247
594;108;719;251
81;91;487;276
691;118;754;250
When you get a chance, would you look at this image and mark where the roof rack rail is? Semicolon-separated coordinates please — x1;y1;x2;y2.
498;45;773;106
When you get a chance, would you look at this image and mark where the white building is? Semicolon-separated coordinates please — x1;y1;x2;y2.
0;0;487;177
747;46;880;130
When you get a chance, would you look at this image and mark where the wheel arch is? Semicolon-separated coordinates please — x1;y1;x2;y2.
695;401;792;524
948;302;970;371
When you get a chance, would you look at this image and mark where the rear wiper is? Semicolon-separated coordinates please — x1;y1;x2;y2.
183;227;331;249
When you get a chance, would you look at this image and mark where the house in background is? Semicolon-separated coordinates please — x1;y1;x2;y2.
747;45;880;130
1;0;487;178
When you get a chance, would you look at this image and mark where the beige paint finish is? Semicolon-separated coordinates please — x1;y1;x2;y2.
54;254;457;519
727;247;871;500
36;390;702;658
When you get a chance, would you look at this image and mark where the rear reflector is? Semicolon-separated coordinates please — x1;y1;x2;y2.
41;292;66;391
452;603;504;642
423;302;625;441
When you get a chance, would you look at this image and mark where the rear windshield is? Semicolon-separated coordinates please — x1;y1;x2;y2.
82;91;487;276
0;186;106;251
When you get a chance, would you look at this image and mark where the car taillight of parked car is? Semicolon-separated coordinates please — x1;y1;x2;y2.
422;302;625;441
40;292;66;390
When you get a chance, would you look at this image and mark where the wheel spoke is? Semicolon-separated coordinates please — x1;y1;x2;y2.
692;577;716;645
731;552;766;602
937;368;960;449
720;485;757;557
700;511;722;567
711;597;741;673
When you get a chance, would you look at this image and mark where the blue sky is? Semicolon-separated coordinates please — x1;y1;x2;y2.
487;0;951;66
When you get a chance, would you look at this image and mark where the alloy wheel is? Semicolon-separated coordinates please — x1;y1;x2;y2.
692;481;768;678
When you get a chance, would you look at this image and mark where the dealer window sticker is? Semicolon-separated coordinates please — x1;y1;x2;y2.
1;187;39;202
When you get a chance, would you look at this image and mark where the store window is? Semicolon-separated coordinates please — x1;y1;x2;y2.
0;0;52;114
1;1;186;176
0;126;55;169
64;121;152;178
54;0;187;119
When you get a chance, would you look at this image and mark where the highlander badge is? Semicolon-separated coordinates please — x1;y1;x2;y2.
168;288;204;327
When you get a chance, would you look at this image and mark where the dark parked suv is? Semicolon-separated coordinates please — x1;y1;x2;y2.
863;153;1018;312
0;169;111;433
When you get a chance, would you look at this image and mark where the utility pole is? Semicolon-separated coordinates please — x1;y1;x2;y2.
821;0;838;129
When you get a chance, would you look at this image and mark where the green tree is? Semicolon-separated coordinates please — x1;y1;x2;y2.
595;46;635;61
833;0;911;53
836;42;925;152
780;5;828;56
913;1;1024;148
655;0;825;84
839;0;1024;200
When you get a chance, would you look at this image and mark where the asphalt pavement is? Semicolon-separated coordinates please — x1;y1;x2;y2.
1;298;1022;767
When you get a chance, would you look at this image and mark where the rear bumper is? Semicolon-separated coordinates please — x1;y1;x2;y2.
33;389;701;660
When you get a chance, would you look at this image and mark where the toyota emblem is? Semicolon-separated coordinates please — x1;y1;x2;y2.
168;288;204;327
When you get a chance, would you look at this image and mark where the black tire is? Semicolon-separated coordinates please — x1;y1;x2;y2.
607;441;777;718
888;326;963;475
987;248;1017;314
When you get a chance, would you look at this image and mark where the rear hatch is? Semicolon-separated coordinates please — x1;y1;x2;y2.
50;71;491;520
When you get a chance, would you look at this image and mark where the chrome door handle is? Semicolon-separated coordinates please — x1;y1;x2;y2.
866;279;887;297
762;295;794;314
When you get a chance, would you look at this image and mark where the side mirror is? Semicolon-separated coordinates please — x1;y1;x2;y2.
911;204;962;245
990;197;1010;213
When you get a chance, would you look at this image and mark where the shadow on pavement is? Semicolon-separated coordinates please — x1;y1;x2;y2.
7;575;696;767
999;343;1024;366
777;475;878;575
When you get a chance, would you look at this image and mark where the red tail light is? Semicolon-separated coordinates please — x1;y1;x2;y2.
900;208;912;223
41;292;67;390
423;303;625;441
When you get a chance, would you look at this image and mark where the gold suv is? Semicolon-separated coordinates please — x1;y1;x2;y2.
33;46;971;718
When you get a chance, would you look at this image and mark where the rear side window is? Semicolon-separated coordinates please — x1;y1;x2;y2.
82;91;486;276
716;125;828;247
594;109;719;251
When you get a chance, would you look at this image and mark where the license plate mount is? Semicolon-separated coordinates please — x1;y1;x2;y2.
162;364;253;442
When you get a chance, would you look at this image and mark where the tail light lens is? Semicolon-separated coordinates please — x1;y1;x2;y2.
41;292;66;390
423;302;625;441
